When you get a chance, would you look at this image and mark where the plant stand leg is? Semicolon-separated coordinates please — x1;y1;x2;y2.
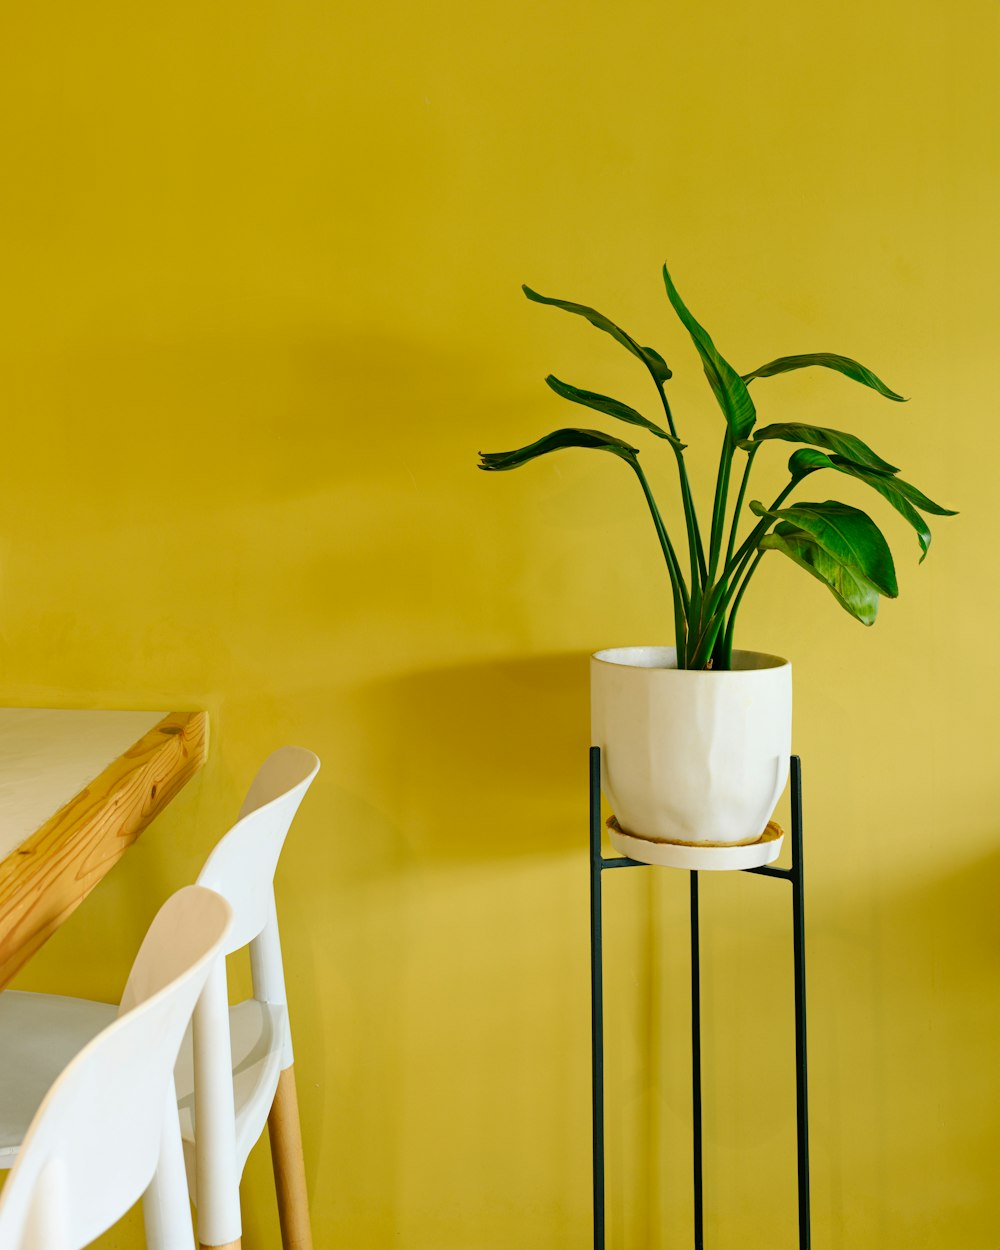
690;871;704;1250
590;748;606;1250
790;757;811;1250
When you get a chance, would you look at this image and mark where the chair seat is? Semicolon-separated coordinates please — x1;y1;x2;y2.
0;990;286;1191
0;991;117;1164
174;997;287;1194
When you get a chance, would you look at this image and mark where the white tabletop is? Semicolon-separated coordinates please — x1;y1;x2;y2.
0;709;166;862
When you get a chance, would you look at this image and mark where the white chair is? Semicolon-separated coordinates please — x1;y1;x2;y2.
0;884;231;1250
0;745;320;1250
179;744;320;1250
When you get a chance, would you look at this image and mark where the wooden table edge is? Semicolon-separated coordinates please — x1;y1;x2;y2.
0;710;209;989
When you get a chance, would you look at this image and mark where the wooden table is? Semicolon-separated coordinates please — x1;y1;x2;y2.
0;709;208;990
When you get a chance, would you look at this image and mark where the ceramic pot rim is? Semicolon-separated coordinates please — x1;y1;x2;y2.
592;645;790;674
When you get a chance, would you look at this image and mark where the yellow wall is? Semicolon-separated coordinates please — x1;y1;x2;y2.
0;2;996;1247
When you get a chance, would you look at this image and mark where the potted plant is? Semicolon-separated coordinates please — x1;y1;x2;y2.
479;264;955;852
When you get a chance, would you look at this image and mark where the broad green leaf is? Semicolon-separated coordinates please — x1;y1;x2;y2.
751;498;898;597
747;423;899;473
741;353;906;401
760;524;880;625
479;427;639;472
522;286;672;383
662;263;756;440
785;450;955;561
545;375;685;446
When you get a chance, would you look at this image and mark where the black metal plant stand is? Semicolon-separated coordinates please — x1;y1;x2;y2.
589;748;810;1250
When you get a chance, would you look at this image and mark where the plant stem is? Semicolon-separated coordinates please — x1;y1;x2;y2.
655;381;706;589
683;574;732;669
725;444;759;570
689;435;746;669
630;460;688;609
725;478;796;576
706;431;735;585
629;459;689;659
686;554;754;670
692;609;728;671
687;492;781;669
721;550;765;668
651;375;681;442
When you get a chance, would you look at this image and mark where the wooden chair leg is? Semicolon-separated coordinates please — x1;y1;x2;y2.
268;1065;313;1250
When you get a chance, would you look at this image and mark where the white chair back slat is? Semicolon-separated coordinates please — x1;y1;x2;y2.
184;746;319;1246
0;886;232;1250
250;891;295;1066
236;745;319;822
197;747;320;955
190;958;242;1245
142;1081;193;1250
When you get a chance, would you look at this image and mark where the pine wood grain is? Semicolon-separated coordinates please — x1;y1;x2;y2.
268;1064;314;1250
0;710;209;989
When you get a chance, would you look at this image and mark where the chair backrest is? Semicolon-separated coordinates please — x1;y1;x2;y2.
196;746;320;959
0;886;232;1250
183;747;319;1246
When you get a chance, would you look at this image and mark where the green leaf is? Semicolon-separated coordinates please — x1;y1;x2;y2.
522;285;672;383
760;524;880;625
661;263;756;441
751;498;898;597
545;375;685;446
785;450;956;562
875;472;957;518
834;464;932;561
478;427;639;471
788;448;835;481
642;345;672;379
741;353;906;401
748;423;899;473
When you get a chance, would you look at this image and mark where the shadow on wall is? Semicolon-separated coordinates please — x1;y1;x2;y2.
345;650;593;867
244;651;603;1246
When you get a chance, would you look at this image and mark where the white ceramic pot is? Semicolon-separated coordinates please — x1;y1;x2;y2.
590;646;792;846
